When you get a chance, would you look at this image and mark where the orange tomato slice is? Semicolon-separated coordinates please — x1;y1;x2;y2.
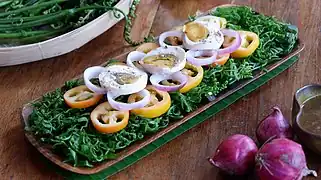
63;85;103;109
90;102;129;134
211;54;230;67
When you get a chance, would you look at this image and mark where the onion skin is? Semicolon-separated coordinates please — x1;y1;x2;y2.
83;66;108;94
158;30;184;48
255;138;317;180
256;106;293;144
218;29;241;55
149;71;188;92
107;89;150;111
186;49;218;66
208;134;258;175
126;51;146;70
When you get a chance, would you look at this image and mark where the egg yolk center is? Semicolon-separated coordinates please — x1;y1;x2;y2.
184;22;209;42
113;72;140;85
142;54;177;68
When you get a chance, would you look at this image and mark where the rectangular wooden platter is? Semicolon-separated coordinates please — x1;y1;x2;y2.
20;4;305;177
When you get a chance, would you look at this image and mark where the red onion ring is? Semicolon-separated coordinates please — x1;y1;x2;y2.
158;30;184;48
186;50;218;66
126;51;146;70
83;66;108;94
150;71;188;92
107;89;150;111
218;29;241;55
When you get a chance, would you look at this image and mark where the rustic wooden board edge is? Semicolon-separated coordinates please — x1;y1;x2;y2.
20;4;305;176
0;0;132;67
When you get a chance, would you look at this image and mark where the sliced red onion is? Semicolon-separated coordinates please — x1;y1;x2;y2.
126;51;146;70
218;29;241;55
158;30;184;48
150;71;188;92
83;66;108;94
186;49;218;66
107;89;150;111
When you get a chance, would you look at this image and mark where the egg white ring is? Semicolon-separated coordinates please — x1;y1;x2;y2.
183;21;224;50
84;66;109;94
140;46;187;75
99;65;148;96
126;51;146;71
158;30;184;48
107;89;150;111
195;15;221;29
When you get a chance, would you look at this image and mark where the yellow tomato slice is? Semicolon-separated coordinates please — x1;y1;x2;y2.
63;85;103;109
90;102;129;133
179;63;204;93
128;85;171;118
136;42;160;53
223;30;260;58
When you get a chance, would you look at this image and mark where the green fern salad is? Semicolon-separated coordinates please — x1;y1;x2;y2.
25;5;299;168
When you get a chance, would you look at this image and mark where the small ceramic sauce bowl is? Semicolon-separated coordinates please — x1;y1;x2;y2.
292;84;321;155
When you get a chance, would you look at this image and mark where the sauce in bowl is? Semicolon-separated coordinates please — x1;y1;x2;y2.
298;95;321;135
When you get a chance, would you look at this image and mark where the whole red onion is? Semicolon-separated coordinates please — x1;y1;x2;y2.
208;134;258;175
256;106;293;144
255;138;317;180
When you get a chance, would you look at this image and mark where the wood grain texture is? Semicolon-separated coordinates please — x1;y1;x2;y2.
0;0;320;179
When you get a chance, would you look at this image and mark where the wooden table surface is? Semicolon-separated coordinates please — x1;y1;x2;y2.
0;0;320;179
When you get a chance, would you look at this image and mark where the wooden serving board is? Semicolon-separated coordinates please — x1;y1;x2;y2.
20;4;305;177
